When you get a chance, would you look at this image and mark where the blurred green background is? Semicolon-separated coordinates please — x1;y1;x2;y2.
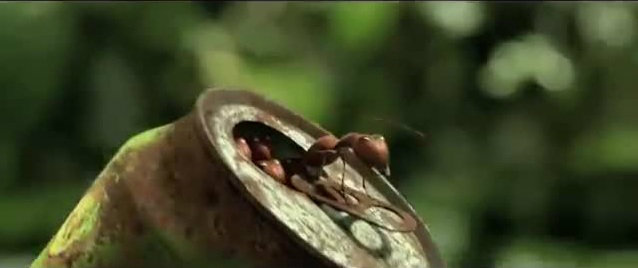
1;2;638;267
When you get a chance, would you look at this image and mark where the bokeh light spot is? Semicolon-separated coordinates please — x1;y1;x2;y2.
420;2;485;38
479;34;575;98
577;3;636;48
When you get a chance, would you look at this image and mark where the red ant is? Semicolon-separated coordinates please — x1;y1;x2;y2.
236;136;285;182
233;120;423;232
303;132;390;198
236;131;390;198
303;117;427;198
237;117;425;196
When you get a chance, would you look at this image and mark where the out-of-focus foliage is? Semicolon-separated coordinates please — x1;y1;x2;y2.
1;2;638;267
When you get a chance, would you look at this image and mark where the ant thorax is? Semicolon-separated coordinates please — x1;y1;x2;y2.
305;165;323;179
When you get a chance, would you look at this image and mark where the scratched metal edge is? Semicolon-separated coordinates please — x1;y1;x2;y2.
342;152;447;268
196;88;440;267
222;107;375;267
194;89;346;267
194;87;445;268
196;90;380;267
214;104;428;268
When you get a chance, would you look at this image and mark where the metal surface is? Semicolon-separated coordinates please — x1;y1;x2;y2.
195;88;445;268
288;174;417;233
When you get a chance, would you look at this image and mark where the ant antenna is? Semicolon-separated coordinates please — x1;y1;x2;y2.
365;116;428;143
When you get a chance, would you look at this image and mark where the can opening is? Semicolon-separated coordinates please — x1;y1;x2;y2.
232;121;307;161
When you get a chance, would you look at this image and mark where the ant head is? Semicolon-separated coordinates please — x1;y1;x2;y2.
359;134;387;147
249;138;272;161
354;135;389;174
257;159;286;183
257;161;267;168
252;135;272;146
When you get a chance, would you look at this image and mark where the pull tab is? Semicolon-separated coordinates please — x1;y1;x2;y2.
343;185;417;233
290;174;417;233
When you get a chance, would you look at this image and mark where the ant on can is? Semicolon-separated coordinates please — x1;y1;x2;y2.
303;116;427;199
303;132;389;199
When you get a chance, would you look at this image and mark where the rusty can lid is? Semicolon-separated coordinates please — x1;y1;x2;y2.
195;88;445;268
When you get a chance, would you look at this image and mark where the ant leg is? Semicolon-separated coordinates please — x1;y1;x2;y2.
341;156;348;202
320;154;326;179
362;174;367;197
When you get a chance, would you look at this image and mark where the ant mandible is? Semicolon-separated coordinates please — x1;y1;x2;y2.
303;132;390;196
